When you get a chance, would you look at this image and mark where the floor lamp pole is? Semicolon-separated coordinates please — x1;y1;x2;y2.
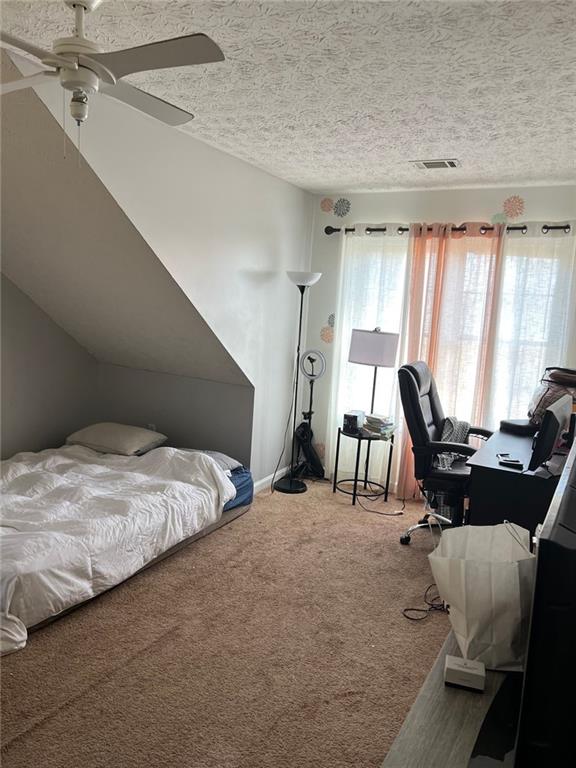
370;365;378;415
274;284;308;494
291;285;305;471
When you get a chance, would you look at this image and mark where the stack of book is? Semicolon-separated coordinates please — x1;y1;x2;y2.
364;414;395;439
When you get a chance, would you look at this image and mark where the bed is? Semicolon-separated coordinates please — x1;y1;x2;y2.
0;444;253;655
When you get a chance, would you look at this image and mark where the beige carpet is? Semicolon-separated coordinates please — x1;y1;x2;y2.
1;481;448;768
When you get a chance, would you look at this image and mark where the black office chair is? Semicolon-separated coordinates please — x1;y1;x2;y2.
397;361;492;544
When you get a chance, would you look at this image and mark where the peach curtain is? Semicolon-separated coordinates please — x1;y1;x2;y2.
396;222;505;500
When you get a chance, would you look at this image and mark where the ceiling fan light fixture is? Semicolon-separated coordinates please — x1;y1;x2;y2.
70;89;89;124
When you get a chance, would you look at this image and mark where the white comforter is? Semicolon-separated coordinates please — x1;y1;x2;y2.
0;446;236;655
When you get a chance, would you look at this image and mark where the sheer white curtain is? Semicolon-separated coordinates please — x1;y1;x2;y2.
484;222;576;428
327;228;409;482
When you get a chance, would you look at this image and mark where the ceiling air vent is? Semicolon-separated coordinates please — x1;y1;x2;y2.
412;159;461;170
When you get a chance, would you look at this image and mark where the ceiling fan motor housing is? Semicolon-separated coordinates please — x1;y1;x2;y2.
59;64;99;94
53;37;101;93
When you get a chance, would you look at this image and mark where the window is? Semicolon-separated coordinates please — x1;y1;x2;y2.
328;222;576;493
485;230;576;427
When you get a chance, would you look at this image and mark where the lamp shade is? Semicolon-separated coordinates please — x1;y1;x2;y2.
287;271;322;287
348;329;399;367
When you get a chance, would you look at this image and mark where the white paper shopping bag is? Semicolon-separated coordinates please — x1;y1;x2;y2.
428;523;536;671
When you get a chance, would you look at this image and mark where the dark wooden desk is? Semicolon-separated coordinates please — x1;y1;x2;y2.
466;430;565;535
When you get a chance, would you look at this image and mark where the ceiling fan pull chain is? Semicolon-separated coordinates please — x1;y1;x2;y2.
62;88;66;160
77;121;81;167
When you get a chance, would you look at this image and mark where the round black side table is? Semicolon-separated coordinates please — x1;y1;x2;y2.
332;427;395;505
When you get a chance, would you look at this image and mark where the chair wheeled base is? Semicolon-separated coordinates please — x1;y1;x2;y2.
399;512;453;545
398;482;466;545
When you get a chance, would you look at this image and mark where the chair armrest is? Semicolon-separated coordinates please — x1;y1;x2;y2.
469;426;493;439
413;441;476;458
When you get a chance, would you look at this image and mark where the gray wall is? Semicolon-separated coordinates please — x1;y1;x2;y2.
96;365;254;467
1;276;254;465
1;275;97;458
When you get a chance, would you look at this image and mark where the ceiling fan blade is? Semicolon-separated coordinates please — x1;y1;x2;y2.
0;31;74;69
88;33;224;80
1;70;58;95
101;81;194;126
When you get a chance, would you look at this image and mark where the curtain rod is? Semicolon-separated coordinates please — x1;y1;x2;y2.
324;223;572;236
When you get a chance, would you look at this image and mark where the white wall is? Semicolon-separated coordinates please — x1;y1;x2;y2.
31;74;313;483
305;185;576;454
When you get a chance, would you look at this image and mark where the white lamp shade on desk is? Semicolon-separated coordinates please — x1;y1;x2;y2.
287;271;322;287
348;329;399;367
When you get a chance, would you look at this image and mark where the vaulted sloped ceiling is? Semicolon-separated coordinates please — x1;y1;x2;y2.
0;53;249;388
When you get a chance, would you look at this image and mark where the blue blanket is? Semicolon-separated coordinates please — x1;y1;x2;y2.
223;467;254;511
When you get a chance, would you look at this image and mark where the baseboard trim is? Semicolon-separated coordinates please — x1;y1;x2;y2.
254;466;290;494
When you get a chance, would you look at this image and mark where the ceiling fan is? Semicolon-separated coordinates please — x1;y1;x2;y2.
0;0;224;126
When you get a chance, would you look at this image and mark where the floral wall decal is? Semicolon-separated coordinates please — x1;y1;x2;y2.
491;194;526;225
320;197;352;217
502;195;525;219
333;198;351;218
321;312;335;344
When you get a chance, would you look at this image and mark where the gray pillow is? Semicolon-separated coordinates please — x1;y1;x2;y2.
66;422;167;456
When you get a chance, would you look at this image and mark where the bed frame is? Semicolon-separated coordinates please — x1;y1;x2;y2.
29;502;252;633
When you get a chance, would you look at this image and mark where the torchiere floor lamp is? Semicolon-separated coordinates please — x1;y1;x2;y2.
274;270;322;494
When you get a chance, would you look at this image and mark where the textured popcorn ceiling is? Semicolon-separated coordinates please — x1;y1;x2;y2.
2;0;576;191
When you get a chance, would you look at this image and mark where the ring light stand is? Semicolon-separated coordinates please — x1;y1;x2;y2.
293;350;327;480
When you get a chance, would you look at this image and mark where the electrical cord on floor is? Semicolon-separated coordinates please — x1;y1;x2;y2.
353;483;405;516
270;363;298;493
403;584;449;621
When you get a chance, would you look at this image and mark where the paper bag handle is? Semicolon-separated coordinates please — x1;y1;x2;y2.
504;520;532;555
